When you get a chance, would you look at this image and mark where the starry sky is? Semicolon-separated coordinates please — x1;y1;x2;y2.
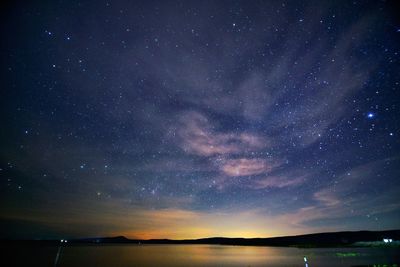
1;0;400;240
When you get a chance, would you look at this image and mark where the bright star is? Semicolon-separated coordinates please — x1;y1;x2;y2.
367;112;374;118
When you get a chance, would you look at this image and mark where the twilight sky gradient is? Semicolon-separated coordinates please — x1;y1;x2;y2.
1;0;400;239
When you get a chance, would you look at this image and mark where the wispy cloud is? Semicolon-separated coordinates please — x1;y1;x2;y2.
176;111;267;156
274;159;400;229
252;175;306;189
221;158;270;177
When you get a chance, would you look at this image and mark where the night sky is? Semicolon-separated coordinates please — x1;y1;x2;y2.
1;0;400;240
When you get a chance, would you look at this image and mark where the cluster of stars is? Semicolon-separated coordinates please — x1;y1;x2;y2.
1;0;399;239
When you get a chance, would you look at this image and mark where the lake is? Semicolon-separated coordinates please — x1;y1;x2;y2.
4;244;400;266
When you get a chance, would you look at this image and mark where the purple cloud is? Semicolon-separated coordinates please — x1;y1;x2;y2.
221;158;270;177
253;175;306;189
177;111;267;156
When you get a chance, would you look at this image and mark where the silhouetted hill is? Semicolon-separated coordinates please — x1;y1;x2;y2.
77;236;131;243
69;229;400;247
2;230;399;247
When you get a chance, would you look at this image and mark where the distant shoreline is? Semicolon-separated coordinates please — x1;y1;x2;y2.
1;229;399;248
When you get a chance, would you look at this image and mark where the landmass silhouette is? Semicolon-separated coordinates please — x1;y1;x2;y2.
3;230;399;247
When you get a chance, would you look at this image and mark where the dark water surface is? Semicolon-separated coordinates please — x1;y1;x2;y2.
4;244;400;267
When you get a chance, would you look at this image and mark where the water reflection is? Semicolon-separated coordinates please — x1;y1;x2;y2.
5;244;400;267
57;245;399;267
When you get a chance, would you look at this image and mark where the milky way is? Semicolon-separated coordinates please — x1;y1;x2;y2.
1;1;400;239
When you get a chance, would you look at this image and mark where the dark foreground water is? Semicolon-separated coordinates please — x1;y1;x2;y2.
3;244;400;267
